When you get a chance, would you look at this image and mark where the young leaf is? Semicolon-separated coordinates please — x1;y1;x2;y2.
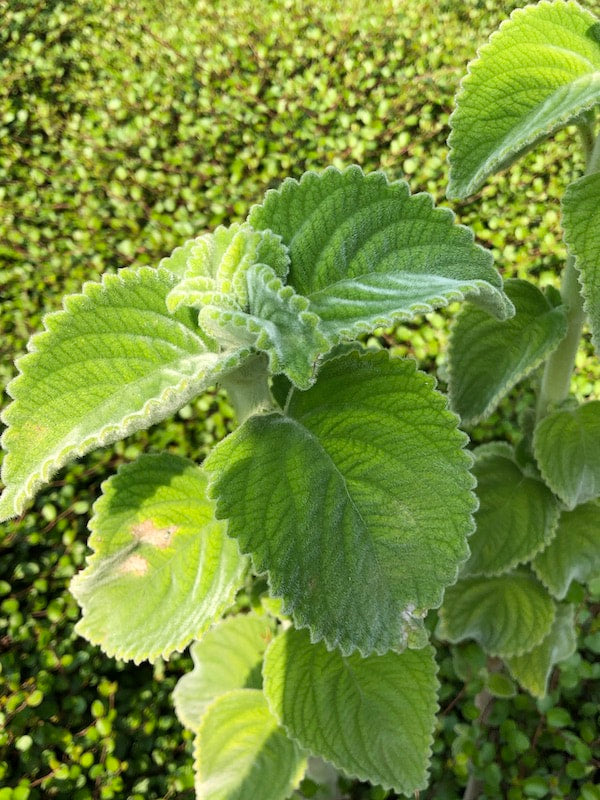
533;401;600;508
448;279;568;425
263;628;439;795
194;689;306;800
461;446;560;577
562;172;600;354
505;603;577;698
70;454;247;663
438;570;556;658
173;613;275;732
206;349;476;656
0;267;250;521
248;166;513;341
448;0;600;198
533;501;600;599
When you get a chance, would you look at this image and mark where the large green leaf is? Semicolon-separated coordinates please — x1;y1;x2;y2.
438;570;556;658
173;613;274;732
533;401;600;508
533;501;600;598
263;628;439;795
248;166;512;340
562;172;600;354
70;454;246;663
505;603;576;698
194;689;306;800
462;445;560;577
448;0;600;198
448;279;567;425
0;267;249;521
206;349;476;656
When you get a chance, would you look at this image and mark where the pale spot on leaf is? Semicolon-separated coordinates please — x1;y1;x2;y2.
119;554;149;576
131;519;177;549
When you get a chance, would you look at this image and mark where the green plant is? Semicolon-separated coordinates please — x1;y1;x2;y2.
1;1;599;798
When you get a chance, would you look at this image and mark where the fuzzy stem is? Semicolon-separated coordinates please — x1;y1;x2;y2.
220;353;274;424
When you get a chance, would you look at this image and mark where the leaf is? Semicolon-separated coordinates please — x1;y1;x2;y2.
437;570;556;658
448;0;600;198
70;454;247;663
505;603;577;697
0;267;250;521
194;689;306;800
263;627;439;795
248;166;513;341
533;501;600;599
562;172;600;354
533;401;600;508
158;237;199;278
448;279;568;425
173;613;275;732
462;446;560;577
206;349;476;656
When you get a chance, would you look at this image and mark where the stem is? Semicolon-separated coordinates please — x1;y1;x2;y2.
462;658;501;800
220;353;274;424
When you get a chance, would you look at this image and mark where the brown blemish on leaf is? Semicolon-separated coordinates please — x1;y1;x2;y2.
119;554;149;576
131;519;177;549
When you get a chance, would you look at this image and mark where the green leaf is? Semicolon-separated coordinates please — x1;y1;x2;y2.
447;0;600;198
263;628;439;795
448;279;567;425
533;401;600;508
173;613;275;732
158;238;199;279
438;570;556;658
0;268;249;521
533;501;600;599
194;689;306;800
562;172;600;354
70;454;247;663
248;166;512;341
505;603;577;697
462;446;560;577
206;350;476;656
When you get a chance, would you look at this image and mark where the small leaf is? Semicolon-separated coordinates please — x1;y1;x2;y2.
206;350;476;656
448;0;600;198
173;613;275;732
70;454;247;663
462;446;560;577
438;570;556;658
534;401;600;508
249;166;512;341
448;279;567;425
194;689;306;800
505;603;577;697
562;172;600;354
263;628;439;795
533;501;600;599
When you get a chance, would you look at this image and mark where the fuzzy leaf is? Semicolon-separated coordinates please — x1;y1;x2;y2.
263;628;439;795
534;401;600;508
194;689;306;800
206;350;475;656
448;0;600;198
462;446;560;577
448;279;567;425
562;172;600;354
248;166;512;340
70;454;246;663
505;603;577;697
533;501;600;598
173;613;275;732
438;571;556;658
0;267;249;521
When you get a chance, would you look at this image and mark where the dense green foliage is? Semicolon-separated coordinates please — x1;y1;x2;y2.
1;1;599;798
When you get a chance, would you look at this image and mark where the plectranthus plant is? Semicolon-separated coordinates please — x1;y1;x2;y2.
0;1;599;798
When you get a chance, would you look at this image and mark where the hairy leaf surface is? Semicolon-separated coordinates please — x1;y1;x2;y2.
448;0;600;198
263;628;438;795
70;454;246;663
448;280;567;424
206;350;475;656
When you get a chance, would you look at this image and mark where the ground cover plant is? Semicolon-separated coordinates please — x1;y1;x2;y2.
1;0;599;798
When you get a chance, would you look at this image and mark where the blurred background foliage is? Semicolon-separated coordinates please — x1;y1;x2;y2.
0;0;598;797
